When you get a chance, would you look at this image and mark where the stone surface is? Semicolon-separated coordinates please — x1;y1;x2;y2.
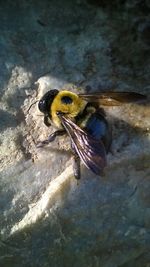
0;1;150;267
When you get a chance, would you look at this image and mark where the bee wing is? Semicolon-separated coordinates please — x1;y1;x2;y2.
79;92;147;106
57;113;106;175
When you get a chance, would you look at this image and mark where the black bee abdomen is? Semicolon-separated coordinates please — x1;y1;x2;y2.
61;96;73;104
85;112;112;153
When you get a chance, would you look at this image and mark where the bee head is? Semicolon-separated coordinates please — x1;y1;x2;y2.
38;89;59;114
38;89;86;128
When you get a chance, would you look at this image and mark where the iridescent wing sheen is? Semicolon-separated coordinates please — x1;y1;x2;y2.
57;113;106;175
79;92;147;106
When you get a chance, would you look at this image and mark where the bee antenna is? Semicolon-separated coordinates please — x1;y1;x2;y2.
27;100;39;113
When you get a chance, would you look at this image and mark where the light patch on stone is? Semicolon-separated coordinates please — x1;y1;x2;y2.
10;165;73;235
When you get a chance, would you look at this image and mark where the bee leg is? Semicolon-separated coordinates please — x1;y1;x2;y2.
37;130;65;148
73;154;81;181
71;142;81;180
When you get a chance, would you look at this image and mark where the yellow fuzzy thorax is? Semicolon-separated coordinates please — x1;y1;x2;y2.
51;90;86;128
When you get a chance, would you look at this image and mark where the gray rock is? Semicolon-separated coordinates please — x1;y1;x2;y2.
0;1;150;267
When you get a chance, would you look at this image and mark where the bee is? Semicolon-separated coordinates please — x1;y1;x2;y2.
37;89;146;180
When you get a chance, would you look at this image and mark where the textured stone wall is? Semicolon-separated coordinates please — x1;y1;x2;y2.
0;1;149;266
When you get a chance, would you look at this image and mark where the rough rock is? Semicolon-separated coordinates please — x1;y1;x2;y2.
0;1;150;267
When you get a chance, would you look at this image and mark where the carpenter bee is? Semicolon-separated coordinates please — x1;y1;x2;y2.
37;89;146;180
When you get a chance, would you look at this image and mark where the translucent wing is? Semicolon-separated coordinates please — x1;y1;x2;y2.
79;92;147;106
57;113;106;175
